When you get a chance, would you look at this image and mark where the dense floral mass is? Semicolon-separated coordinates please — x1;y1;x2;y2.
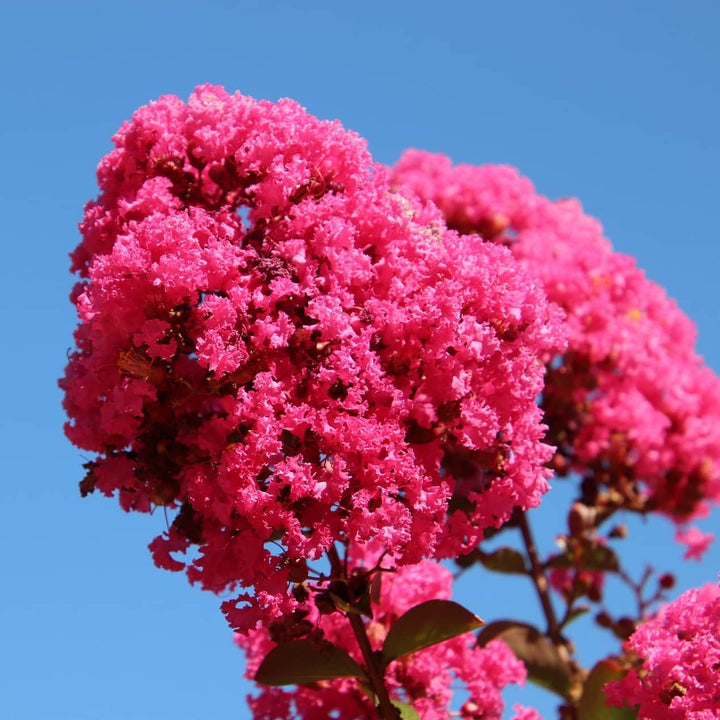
605;581;720;719
61;86;564;630
392;150;720;522
237;547;529;720
62;85;720;720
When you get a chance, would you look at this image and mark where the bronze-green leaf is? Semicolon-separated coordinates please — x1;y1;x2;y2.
391;699;421;720
479;547;528;574
370;571;383;606
562;604;591;629
382;600;484;664
477;621;574;699
547;545;619;573
578;659;638;720
583;545;620;572
329;590;373;619
255;639;367;686
545;551;573;569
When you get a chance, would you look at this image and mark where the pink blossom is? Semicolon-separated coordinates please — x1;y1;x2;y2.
237;548;527;720
605;581;720;719
675;527;715;562
548;565;604;602
61;86;563;631
392;150;720;522
511;706;544;720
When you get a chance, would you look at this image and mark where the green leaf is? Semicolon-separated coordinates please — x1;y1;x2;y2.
547;545;619;573
391;699;421;720
562;604;591;628
477;621;574;699
578;659;638;720
382;599;484;664
546;552;573;569
356;585;374;619
479;547;528;574
370;570;383;606
255;639;367;686
583;545;620;572
329;590;373;619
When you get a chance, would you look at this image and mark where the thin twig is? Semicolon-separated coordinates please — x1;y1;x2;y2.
517;511;562;641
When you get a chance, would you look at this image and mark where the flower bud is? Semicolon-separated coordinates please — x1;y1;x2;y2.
595;611;613;628
659;572;676;590
314;592;336;616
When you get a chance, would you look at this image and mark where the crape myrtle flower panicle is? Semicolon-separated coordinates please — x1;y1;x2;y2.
61;86;563;632
392;150;720;522
605;580;720;719
236;547;528;720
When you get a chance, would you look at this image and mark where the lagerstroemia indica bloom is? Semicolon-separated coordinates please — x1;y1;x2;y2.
237;547;528;720
605;581;720;719
61;86;564;631
392;150;720;522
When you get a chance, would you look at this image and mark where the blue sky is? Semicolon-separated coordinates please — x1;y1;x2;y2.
2;2;719;719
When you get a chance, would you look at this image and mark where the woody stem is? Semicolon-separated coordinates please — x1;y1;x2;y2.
517;511;562;642
327;545;397;720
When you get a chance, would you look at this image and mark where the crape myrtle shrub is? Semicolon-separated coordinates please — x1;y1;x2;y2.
62;86;720;720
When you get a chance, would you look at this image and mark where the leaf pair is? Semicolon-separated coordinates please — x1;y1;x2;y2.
255;598;483;688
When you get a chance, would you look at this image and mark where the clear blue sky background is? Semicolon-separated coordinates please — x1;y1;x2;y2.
2;2;719;719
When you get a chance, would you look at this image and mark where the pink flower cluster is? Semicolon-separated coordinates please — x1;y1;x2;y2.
605;581;720;719
61;86;563;631
392;150;720;521
237;546;530;720
675;526;715;563
548;565;604;603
